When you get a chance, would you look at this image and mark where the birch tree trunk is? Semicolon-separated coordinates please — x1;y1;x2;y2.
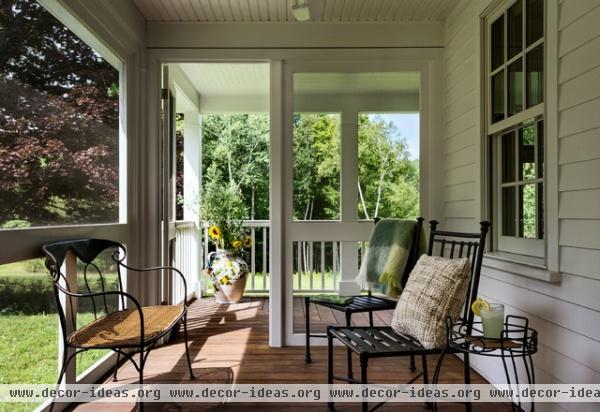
358;181;370;220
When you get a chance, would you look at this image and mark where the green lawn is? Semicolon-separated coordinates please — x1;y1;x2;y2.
0;259;114;412
0;312;109;412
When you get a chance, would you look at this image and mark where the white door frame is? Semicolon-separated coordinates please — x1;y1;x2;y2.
145;48;443;347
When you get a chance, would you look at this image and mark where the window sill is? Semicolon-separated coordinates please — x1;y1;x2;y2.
483;252;561;283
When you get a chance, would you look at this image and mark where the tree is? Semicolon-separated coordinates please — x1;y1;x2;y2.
357;115;419;220
0;0;120;227
292;113;340;220
201;114;269;220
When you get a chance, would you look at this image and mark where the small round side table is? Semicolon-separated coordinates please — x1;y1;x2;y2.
432;315;538;412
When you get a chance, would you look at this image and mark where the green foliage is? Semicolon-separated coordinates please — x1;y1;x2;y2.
201;114;269;219
292;113;341;220
200;165;249;250
0;270;120;315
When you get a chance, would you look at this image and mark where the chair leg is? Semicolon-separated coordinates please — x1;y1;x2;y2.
368;310;374;327
112;351;120;381
49;349;77;412
183;313;195;379
422;354;429;384
327;330;335;412
345;311;354;380
138;347;144;412
305;296;311;363
410;354;416;372
464;353;472;412
360;355;369;412
423;354;432;409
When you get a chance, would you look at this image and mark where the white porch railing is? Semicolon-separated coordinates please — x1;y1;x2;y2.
172;221;201;303
193;220;344;295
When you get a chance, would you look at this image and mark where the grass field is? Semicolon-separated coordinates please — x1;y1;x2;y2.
0;259;113;412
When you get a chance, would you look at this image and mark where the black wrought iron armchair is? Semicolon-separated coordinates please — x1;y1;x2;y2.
326;220;490;412
42;238;195;411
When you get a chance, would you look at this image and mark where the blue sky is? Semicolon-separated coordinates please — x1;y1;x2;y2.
371;113;420;160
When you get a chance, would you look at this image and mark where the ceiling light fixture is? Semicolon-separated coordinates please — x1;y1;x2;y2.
292;0;311;22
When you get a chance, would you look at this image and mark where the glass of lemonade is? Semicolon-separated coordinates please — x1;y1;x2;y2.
480;303;505;339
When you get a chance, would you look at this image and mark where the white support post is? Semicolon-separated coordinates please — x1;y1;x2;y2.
338;109;361;296
183;110;201;296
269;60;284;347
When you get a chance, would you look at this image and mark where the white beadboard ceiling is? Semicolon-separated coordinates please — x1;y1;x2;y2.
177;63;418;98
179;63;269;97
133;0;459;23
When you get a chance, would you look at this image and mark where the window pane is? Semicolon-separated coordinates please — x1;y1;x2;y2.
526;46;544;107
519;125;536;181
502;131;516;183
537;121;544;178
0;1;120;229
492;71;505;123
508;0;523;59
491;15;505;70
293;113;341;220
519;183;536;238
502;186;517;236
508;58;524;116
358;114;419;220
526;0;544;45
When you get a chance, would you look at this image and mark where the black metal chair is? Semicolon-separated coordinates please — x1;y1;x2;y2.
327;220;490;412
305;217;425;377
42;239;195;411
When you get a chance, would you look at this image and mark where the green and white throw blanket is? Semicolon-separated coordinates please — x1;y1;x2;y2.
356;219;427;298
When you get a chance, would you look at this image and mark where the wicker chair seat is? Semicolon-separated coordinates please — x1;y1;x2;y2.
68;305;185;348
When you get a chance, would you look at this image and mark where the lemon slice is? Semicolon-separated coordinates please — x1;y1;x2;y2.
471;298;490;317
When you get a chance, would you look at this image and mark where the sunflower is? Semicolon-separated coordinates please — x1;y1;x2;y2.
244;236;252;248
232;240;243;249
208;226;221;239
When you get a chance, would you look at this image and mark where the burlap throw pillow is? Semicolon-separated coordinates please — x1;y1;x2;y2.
391;255;471;349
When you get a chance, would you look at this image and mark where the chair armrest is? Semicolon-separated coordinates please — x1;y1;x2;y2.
116;263;189;306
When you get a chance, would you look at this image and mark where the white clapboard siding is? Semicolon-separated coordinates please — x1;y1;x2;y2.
441;0;600;398
558;127;600;165
559;158;600;191
558;36;600;83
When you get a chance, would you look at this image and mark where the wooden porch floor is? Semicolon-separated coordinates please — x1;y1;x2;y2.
71;297;512;411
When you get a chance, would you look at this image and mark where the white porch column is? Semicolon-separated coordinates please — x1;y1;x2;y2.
183;110;201;296
338;110;361;296
183;111;201;222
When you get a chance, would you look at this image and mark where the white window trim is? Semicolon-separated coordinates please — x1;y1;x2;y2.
480;0;560;279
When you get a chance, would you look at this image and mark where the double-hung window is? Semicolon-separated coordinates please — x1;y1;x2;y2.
486;0;545;259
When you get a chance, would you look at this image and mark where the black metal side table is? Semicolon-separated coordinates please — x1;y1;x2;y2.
432;315;538;412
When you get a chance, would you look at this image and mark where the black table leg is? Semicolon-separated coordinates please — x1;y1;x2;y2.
360;355;368;412
464;352;472;412
327;329;335;412
345;311;354;380
304;296;311;363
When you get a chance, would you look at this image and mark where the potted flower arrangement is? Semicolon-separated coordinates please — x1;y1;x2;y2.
201;167;251;303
